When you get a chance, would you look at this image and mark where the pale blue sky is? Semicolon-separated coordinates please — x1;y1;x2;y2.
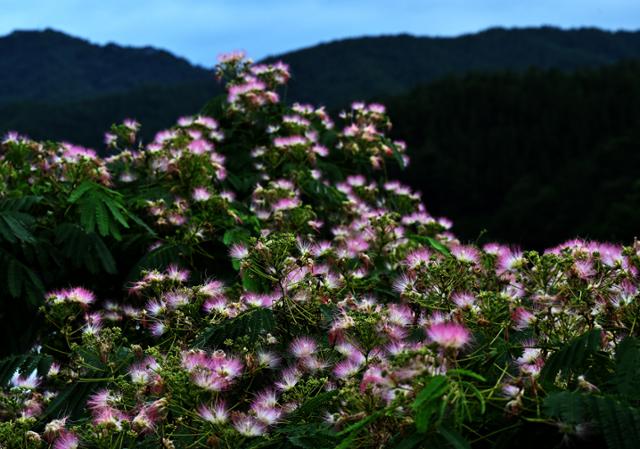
1;0;638;67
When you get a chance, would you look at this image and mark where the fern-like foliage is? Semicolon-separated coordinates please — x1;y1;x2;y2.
0;196;45;303
193;308;276;349
545;391;640;449
539;329;604;385
543;335;640;449
610;337;640;401
68;181;131;240
0;353;52;387
54;223;117;274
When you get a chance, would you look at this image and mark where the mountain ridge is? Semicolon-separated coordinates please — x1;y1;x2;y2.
0;28;213;105
2;26;640;146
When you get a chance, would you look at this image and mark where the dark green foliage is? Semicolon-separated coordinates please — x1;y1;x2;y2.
542;335;640;449
385;61;640;248
54;223;117;274
0;353;52;387
545;392;640;449
193;308;276;349
68;181;131;239
539;329;603;385
0;196;44;304
610;337;640;400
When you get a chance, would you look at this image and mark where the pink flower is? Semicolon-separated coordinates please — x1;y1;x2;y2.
192;187;211;202
333;359;361;379
290;337;317;359
10;368;40;389
512;307;535;330
426;322;471;349
275;367;300;391
198;401;228;424
451;245;480;264
233;415;266;436
188;139;213;154
53;431;79;449
217;50;246;64
452;292;476;309
229;243;249;260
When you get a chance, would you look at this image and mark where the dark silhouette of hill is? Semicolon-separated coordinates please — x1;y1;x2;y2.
0;28;212;105
383;61;640;249
3;27;640;148
268;26;640;107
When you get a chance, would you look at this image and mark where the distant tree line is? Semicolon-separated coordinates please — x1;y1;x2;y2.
384;61;640;248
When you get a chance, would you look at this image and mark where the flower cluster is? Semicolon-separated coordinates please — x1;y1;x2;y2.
0;53;637;448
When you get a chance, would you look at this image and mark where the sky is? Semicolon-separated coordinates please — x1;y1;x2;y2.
1;0;639;67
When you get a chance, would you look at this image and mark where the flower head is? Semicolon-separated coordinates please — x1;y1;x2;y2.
427;322;471;349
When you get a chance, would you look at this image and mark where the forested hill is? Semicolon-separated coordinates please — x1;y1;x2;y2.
384;61;640;249
2;27;640;146
0;29;212;105
269;26;640;107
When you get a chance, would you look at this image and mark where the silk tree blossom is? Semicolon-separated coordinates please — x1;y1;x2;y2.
129;357;160;385
44;417;68;442
452;292;476;309
217;50;246;64
393;273;417;295
290;337;317;359
182;350;243;392
11;369;40;389
427;322;471;349
497;249;525;274
574;259;596;279
132;398;166;434
333;359;362;379
166;265;189;282
53;431;79;449
275;367;300;391
46;287;95;307
229;243;249;260
192;187;211;202
198;401;228;424
512;307;536;330
450;245;481;264
273;197;301;211
273;135;307;149
233;414;266;437
405;248;432;269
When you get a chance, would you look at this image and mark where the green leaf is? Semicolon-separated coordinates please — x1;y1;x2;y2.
412;376;448;411
337;410;384;437
438;427;471;449
390;141;406;169
223;227;251;246
128;242;183;281
0;212;35;243
447;369;486;382
407;233;451;256
67;181;95;203
610;337;640;400
286;424;337;448
0;353;52;387
68;181;131;240
0;248;45;304
390;433;425;449
540;329;602;385
193;308;275;349
285;391;338;422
